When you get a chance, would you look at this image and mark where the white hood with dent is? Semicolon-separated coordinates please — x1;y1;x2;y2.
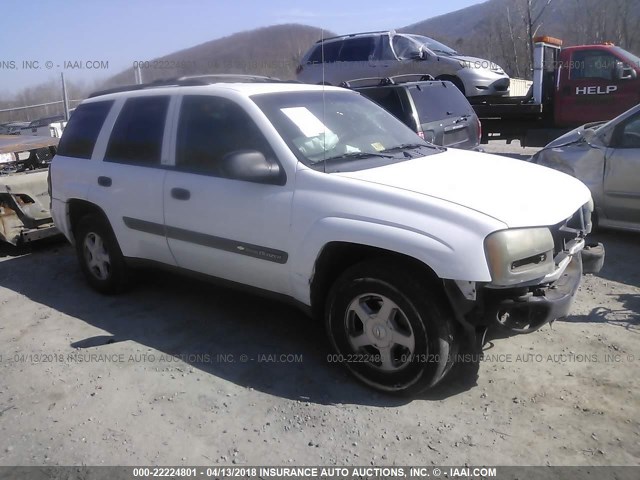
335;149;591;228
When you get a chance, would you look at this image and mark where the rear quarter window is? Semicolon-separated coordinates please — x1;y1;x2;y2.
57;101;113;159
104;96;170;166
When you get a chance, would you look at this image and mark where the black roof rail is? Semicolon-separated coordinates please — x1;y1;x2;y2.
88;74;292;98
315;30;393;44
340;74;435;89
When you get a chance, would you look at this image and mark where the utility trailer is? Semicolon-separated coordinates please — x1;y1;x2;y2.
472;36;640;147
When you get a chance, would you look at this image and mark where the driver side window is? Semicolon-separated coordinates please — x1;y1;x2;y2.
176;95;274;176
614;115;640;149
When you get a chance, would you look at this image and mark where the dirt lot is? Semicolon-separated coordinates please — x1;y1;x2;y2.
0;140;639;467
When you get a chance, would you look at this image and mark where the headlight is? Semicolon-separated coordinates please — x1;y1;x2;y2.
484;228;555;286
0;153;15;164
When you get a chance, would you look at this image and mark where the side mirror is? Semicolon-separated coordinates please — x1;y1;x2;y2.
581;128;601;146
409;47;428;61
615;61;637;80
220;150;284;185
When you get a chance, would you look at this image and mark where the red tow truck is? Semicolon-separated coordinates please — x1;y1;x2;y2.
472;36;640;146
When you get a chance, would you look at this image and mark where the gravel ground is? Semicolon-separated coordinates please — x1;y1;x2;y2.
0;145;638;467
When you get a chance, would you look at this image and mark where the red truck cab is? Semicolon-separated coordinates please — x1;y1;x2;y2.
555;43;640;127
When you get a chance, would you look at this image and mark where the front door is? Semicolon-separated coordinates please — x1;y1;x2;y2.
556;48;639;127
602;111;640;225
162;94;294;295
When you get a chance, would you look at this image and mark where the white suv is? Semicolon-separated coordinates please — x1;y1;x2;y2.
51;76;602;395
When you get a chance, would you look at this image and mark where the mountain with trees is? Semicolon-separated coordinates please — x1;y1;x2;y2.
2;0;640;119
104;24;333;88
401;0;640;79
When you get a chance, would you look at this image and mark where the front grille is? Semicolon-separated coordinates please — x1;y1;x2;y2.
550;205;589;257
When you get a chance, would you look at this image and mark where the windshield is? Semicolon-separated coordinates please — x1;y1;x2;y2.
252;90;439;171
612;46;640;70
395;34;458;57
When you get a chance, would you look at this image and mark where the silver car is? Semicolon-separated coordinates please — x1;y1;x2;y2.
532;104;640;232
296;31;510;97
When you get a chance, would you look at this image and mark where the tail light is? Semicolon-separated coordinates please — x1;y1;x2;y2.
295;65;303;75
477;118;482;145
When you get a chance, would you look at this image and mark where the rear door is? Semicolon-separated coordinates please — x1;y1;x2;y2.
86;95;176;265
162;94;294;294
602;111;640;225
334;36;379;84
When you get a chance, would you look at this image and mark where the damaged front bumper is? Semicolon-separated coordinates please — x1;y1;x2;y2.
445;208;605;338
482;240;604;333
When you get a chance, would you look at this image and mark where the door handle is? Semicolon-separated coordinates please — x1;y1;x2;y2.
171;187;191;200
97;176;112;187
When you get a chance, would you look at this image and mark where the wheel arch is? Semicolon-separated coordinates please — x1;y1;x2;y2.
67;199;111;244
309;241;442;320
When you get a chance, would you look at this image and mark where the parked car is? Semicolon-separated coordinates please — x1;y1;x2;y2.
532;103;640;232
342;75;481;150
23;115;67;137
0;135;59;245
2;121;30;135
51;75;602;395
296;31;510;98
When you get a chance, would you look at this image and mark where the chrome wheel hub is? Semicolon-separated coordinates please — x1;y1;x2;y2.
83;232;111;281
345;293;416;372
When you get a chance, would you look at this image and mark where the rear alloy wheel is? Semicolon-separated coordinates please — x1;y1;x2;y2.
326;259;456;395
75;215;128;294
83;232;111;281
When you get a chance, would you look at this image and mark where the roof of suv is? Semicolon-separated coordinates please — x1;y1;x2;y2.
85;75;347;103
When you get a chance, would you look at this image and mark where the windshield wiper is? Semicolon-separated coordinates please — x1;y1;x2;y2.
316;151;395;163
382;143;436;153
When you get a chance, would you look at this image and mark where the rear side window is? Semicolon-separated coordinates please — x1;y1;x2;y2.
358;88;415;129
104;96;170;165
409;84;474;123
307;41;341;64
57;101;113;159
338;37;375;61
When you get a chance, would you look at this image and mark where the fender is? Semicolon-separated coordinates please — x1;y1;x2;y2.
289;216;497;305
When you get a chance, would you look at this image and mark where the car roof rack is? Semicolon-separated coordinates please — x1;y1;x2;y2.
88;74;293;98
315;30;393;44
340;74;435;88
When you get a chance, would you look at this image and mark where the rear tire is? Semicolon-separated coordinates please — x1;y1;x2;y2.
325;259;457;396
74;215;128;294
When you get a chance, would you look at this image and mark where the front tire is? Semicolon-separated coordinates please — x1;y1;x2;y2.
74;215;128;294
325;259;457;395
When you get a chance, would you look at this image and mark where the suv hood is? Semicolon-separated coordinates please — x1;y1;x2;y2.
335;149;591;228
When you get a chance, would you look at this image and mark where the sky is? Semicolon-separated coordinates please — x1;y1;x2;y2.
0;0;485;97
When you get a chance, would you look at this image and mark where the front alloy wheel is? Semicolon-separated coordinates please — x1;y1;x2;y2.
326;259;456;395
345;294;415;372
